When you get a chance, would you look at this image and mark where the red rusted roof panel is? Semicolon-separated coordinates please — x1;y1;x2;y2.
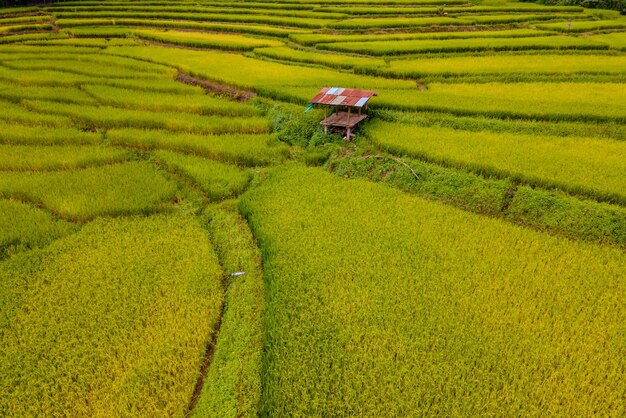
343;96;360;106
310;92;326;103
319;95;336;105
310;87;377;107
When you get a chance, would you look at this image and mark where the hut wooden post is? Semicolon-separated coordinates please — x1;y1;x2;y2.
324;107;328;134
308;87;377;141
347;107;352;140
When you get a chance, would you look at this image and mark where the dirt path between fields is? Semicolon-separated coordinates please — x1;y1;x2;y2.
185;297;224;416
177;71;255;101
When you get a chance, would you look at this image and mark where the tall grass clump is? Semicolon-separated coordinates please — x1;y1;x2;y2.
267;102;341;148
0;214;223;417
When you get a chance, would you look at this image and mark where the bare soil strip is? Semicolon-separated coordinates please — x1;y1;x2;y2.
185;297;225;417
177;71;256;101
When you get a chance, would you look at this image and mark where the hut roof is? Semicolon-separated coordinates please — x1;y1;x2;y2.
310;87;377;108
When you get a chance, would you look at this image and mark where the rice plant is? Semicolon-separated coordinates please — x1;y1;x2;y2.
155;150;252;201
132;29;284;51
193;207;264;418
0;123;99;145
328;16;471;29
0;15;51;25
57;18;305;36
3;58;171;79
0;199;76;258
290;29;554;46
357;53;626;80
0;23;52;33
24;100;270;135
317;35;606;55
240;165;626;417
254;46;386;70
374;82;626;123
103;45;414;92
0;214;223;417
369;121;626;203
0;100;71;127
0;32;67;44
537;19;626;32
54;11;332;29
587;32;626;51
108;128;288;167
0;161;177;220
0;85;96;105
82;84;261;117
0;144;127;171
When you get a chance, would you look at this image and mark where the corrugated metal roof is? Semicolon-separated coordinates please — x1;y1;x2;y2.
310;87;377;108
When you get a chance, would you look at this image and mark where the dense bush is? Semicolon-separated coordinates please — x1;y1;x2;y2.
267;102;340;148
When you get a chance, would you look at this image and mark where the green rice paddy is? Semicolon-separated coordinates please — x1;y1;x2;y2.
0;0;624;415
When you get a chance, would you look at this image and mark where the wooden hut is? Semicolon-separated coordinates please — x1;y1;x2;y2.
308;87;377;140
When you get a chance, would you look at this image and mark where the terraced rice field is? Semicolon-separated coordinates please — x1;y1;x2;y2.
0;0;625;416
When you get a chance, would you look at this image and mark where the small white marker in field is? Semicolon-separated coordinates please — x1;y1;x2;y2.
230;272;246;277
